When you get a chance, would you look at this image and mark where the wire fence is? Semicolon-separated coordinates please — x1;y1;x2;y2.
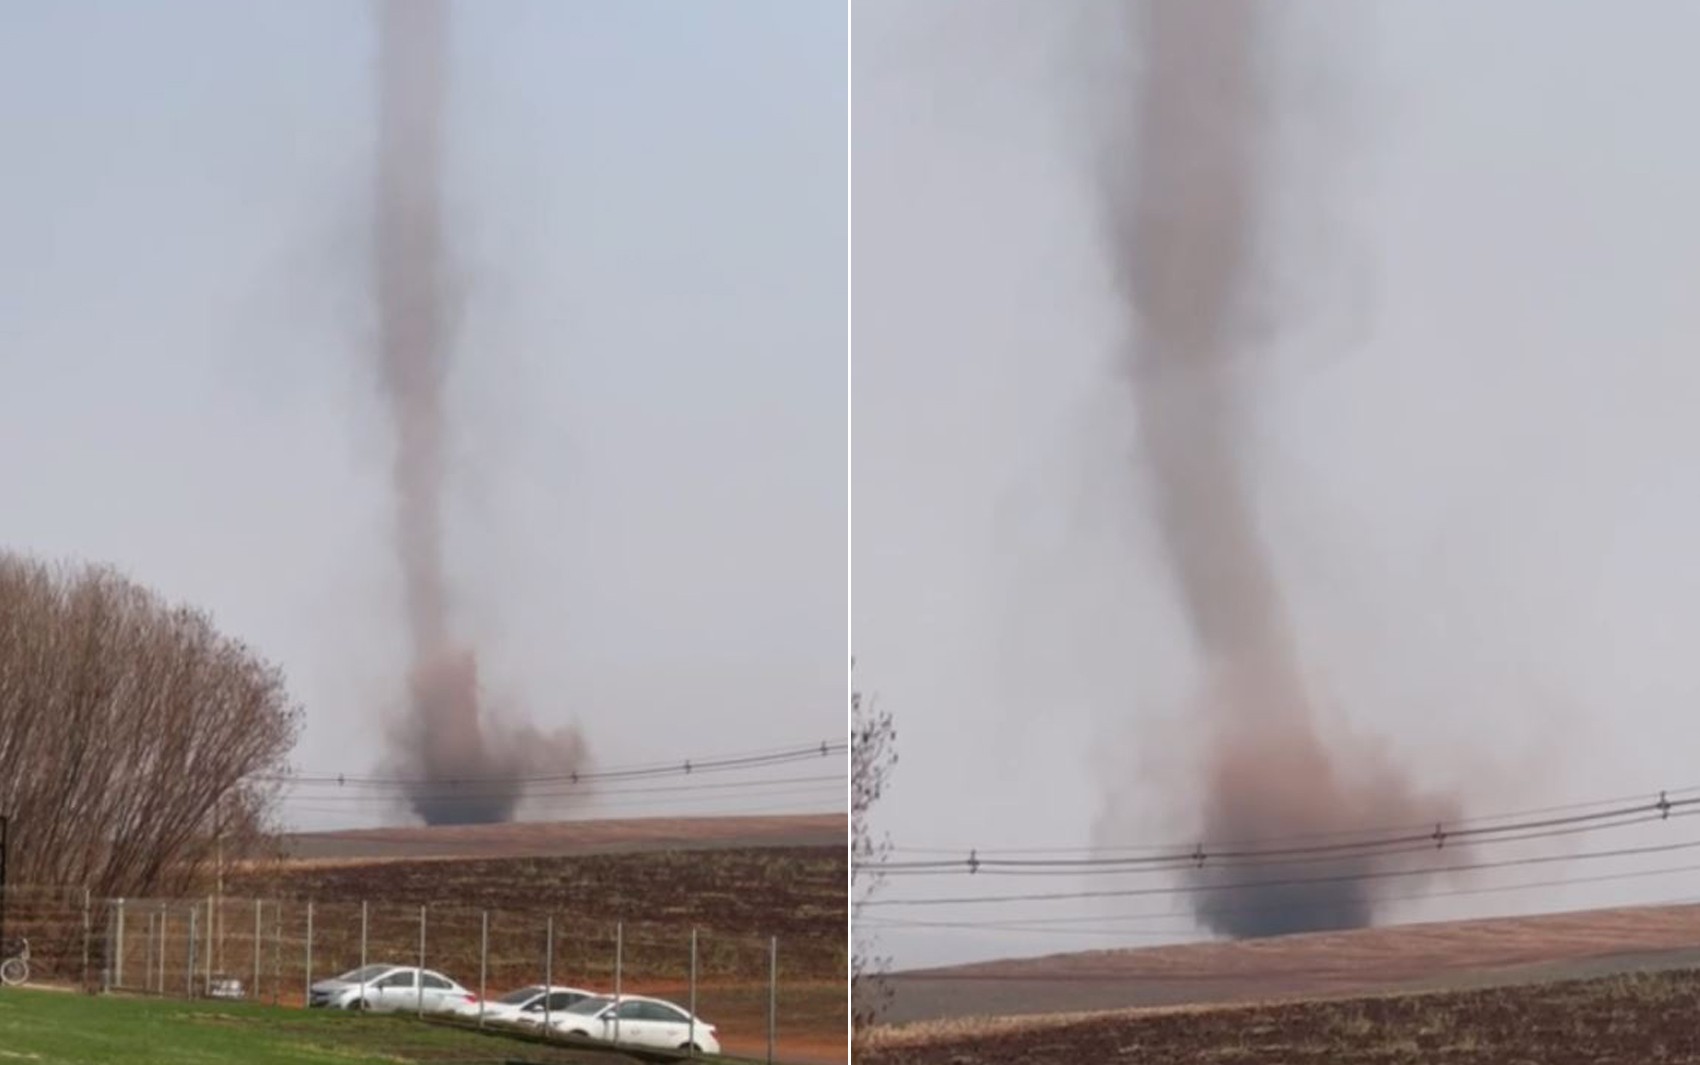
0;885;841;1064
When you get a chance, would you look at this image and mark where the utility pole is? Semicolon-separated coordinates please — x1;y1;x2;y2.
213;796;224;976
0;814;10;947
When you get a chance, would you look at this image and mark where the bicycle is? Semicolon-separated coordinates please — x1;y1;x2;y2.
1;937;29;987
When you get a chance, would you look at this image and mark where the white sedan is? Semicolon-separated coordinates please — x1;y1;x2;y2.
306;964;478;1014
478;984;599;1027
549;994;721;1055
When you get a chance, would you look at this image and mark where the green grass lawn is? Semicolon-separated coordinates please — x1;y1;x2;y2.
0;988;622;1064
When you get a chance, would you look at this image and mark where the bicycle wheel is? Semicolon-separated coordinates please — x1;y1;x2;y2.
0;957;27;986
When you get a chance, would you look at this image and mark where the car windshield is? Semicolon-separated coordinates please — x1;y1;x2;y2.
335;965;392;983
498;986;542;1006
563;995;614;1016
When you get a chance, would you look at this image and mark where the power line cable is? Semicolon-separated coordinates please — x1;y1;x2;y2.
262;739;844;789
863;832;1700;908
280;781;846;815
278;771;845;804
281;793;846;831
283;791;846;823
859;858;1700;934
873;794;1700;875
886;782;1700;859
879;809;1699;879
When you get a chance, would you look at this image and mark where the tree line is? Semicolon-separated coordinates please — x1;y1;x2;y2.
0;551;299;900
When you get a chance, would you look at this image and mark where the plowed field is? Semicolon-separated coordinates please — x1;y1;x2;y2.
225;815;847;1063
860;968;1700;1064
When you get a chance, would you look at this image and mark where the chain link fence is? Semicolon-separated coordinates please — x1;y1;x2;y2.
0;885;842;1063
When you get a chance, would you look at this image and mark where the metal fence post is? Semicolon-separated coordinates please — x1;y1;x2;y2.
767;935;777;1065
187;906;198;998
114;899;125;988
304;900;314;1007
81;888;91;992
101;902;113;994
544;916;554;1033
272;901;281;1007
144;912;156;993
688;928;698;1058
416;905;426;1018
359;900;369;1007
252;899;262;1002
478;910;488;1028
158;908;168;994
0;817;9;948
613;921;623;1045
206;895;214;993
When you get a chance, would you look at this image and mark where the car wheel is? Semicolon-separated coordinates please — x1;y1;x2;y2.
348;998;372;1011
678;1042;704;1052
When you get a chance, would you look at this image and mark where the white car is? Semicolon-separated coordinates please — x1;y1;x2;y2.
549;994;721;1055
477;984;599;1027
306;964;478;1014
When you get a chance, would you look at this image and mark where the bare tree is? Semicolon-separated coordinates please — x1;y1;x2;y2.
851;676;896;1033
0;552;300;901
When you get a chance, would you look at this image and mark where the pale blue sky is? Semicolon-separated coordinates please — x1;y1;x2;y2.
0;1;846;827
856;0;1700;968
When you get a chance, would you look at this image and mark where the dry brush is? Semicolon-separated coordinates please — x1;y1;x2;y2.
0;551;300;902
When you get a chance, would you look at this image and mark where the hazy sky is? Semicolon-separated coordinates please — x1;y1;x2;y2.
0;1;846;828
855;0;1700;968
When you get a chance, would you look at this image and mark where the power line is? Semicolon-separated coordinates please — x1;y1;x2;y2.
879;808;1700;879
262;739;845;790
280;794;847;832
862;922;1193;940
872;793;1700;875
886;782;1700;859
863;833;1700;908
861;895;1700;961
281;782;846;815
278;771;845;804
282;784;848;822
859;858;1700;934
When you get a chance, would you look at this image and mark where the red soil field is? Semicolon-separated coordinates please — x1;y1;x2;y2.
863;904;1700;1064
880;901;1700;1026
240;813;847;1063
279;813;845;862
861;968;1700;1064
